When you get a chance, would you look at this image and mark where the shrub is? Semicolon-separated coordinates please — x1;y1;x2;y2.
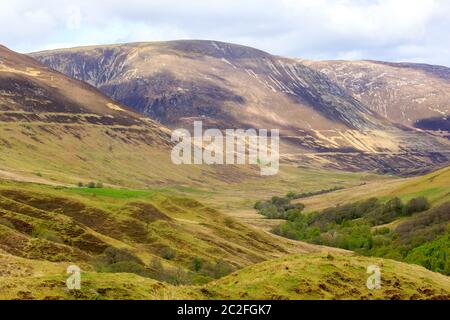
405;233;449;275
96;247;144;266
161;247;176;260
224;217;234;228
31;227;64;244
106;261;150;277
167;267;191;285
96;182;104;188
403;197;430;215
93;247;151;277
87;181;96;188
77;182;84;187
211;260;234;278
191;257;203;271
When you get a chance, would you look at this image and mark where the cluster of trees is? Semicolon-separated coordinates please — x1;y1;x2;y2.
254;187;345;219
77;181;104;188
254;196;305;219
270;196;448;275
405;233;449;275
286;186;344;200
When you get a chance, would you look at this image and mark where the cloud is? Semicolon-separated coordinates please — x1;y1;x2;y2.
1;0;449;66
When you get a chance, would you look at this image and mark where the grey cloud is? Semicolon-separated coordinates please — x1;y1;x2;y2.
0;0;449;66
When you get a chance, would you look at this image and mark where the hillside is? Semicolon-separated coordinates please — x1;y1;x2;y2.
298;166;450;212
0;179;331;291
259;166;450;275
30;41;450;175
195;253;450;300
302;59;450;130
0;44;264;188
1;251;448;300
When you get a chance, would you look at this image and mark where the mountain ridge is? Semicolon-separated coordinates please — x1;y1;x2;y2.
30;40;450;175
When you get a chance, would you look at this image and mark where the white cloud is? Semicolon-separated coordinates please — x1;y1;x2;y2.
0;0;449;66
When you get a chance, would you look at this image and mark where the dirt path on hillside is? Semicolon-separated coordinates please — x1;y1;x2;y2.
0;169;68;186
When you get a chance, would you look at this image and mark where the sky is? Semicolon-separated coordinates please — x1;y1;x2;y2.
1;0;449;66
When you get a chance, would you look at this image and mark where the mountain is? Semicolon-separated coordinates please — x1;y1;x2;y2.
0;44;259;188
31;40;450;175
302;59;450;131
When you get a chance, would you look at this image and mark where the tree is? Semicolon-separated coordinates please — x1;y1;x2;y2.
191;257;203;271
404;197;430;215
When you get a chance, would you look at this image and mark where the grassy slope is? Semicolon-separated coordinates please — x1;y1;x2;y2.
196;253;450;300
1;252;448;300
0;179;339;298
298;166;450;213
0;174;448;300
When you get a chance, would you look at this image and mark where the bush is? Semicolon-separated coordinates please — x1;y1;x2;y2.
93;247;151;277
106;261;150;277
405;233;449;275
77;182;84;187
31;227;64;244
403;197;430;215
191;257;203;271
224;217;234;228
161;247;176;260
96;182;104;188
87;181;96;188
212;260;234;278
255;195;305;220
96;247;144;266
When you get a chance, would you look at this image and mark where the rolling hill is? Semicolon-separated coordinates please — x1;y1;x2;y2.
302;59;450;130
1;250;448;300
0;41;447;301
31;40;450;175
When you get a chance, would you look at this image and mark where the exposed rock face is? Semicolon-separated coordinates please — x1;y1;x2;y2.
302;59;450;128
30;40;450;174
31;41;382;131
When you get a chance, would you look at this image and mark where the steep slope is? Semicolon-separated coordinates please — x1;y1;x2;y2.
31;41;450;174
0;44;260;187
31;41;379;131
302;59;450;130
